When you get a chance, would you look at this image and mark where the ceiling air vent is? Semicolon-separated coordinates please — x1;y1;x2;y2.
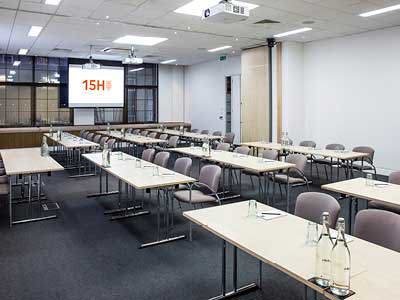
254;19;280;24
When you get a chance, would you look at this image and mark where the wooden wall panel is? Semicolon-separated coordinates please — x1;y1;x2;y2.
241;47;269;143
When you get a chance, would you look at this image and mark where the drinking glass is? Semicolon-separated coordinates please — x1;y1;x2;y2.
247;200;257;218
190;142;195;149
306;221;319;246
117;151;123;160
365;173;374;186
135;159;142;168
153;166;159;176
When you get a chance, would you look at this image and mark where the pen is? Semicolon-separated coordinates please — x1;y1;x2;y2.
261;212;282;216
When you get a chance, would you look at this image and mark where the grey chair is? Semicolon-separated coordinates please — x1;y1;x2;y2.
142;148;155;162
133;129;141;135
234;146;250;155
369;171;400;214
173;165;222;206
107;138;116;150
213;131;222;136
174;157;192;176
99;136;108;149
148;132;158;138
313;143;345;181
153;151;170;168
141;130;149;136
295;192;341;228
351;146;377;177
159;134;168;140
216;143;231;151
168;136;179;148
200;130;209;135
93;134;102;144
86;133;95;141
354;209;400;252
223;132;235;144
126;128;133;134
272;154;310;212
299;140;316;148
191;129;199;133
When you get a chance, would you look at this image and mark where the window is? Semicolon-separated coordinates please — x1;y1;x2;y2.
0;85;32;126
95;108;123;124
35;87;70;125
0;55;33;83
35;56;68;84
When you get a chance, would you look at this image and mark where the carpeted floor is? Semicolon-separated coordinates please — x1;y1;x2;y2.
0;157;376;300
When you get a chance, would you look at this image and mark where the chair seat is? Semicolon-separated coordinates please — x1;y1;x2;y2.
0;183;9;195
174;190;216;204
368;201;400;214
274;174;306;184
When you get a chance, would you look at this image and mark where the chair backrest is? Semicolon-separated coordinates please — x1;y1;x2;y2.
79;129;85;137
352;146;375;163
99;136;108;148
159;134;168;140
213;131;222;136
326;143;345;151
168;136;179;148
141;130;148;136
133;129;141;135
286;154;307;173
295;192;341;228
173;157;192;176
107;138;116;149
200;130;209;135
199;165;222;193
223;132;235;144
389;171;400;185
153;151;170;168
141;148;156;162
82;131;89;139
354;209;400;252
86;133;95;141
93;134;102;144
0;175;8;184
148;132;157;138
191;129;199;133
299;140;316;148
216;143;231;151
261;149;279;160
234;146;250;155
126;128;133;134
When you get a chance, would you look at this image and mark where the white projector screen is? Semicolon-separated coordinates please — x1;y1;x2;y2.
68;65;124;108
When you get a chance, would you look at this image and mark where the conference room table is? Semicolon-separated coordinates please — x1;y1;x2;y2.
0;147;64;227
44;132;99;178
170;147;295;203
184;201;400;300
97;131;167;156
322;177;400;232
83;151;196;248
242;142;368;179
149;128;223;142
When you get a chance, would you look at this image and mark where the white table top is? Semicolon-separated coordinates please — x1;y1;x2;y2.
44;132;99;149
184;201;400;300
98;131;166;145
242;142;368;160
150;129;223;141
171;147;294;173
322;177;400;207
0;147;64;175
83;152;196;189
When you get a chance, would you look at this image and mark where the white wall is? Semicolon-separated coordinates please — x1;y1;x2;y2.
281;26;400;172
184;56;241;134
158;65;185;122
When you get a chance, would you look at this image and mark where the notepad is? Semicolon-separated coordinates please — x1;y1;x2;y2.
256;210;287;221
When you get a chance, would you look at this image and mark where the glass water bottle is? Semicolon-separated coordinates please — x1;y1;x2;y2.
41;136;49;157
107;122;111;134
102;143;111;168
315;212;333;287
330;218;351;297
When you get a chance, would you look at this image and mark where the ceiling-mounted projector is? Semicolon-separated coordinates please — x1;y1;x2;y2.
122;46;144;65
82;45;101;69
202;0;249;24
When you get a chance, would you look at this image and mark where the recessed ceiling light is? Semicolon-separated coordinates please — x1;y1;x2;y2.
28;26;43;37
13;61;21;66
175;0;259;17
161;59;177;64
208;45;232;52
235;38;239;41
174;31;178;35
359;4;400;17
273;27;312;38
113;35;168;46
45;0;61;5
187;26;191;30
18;49;28;55
129;68;144;72
106;15;110;19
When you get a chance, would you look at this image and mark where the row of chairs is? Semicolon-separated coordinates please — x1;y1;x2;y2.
80;131;116;150
191;129;236;145
294;191;400;252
